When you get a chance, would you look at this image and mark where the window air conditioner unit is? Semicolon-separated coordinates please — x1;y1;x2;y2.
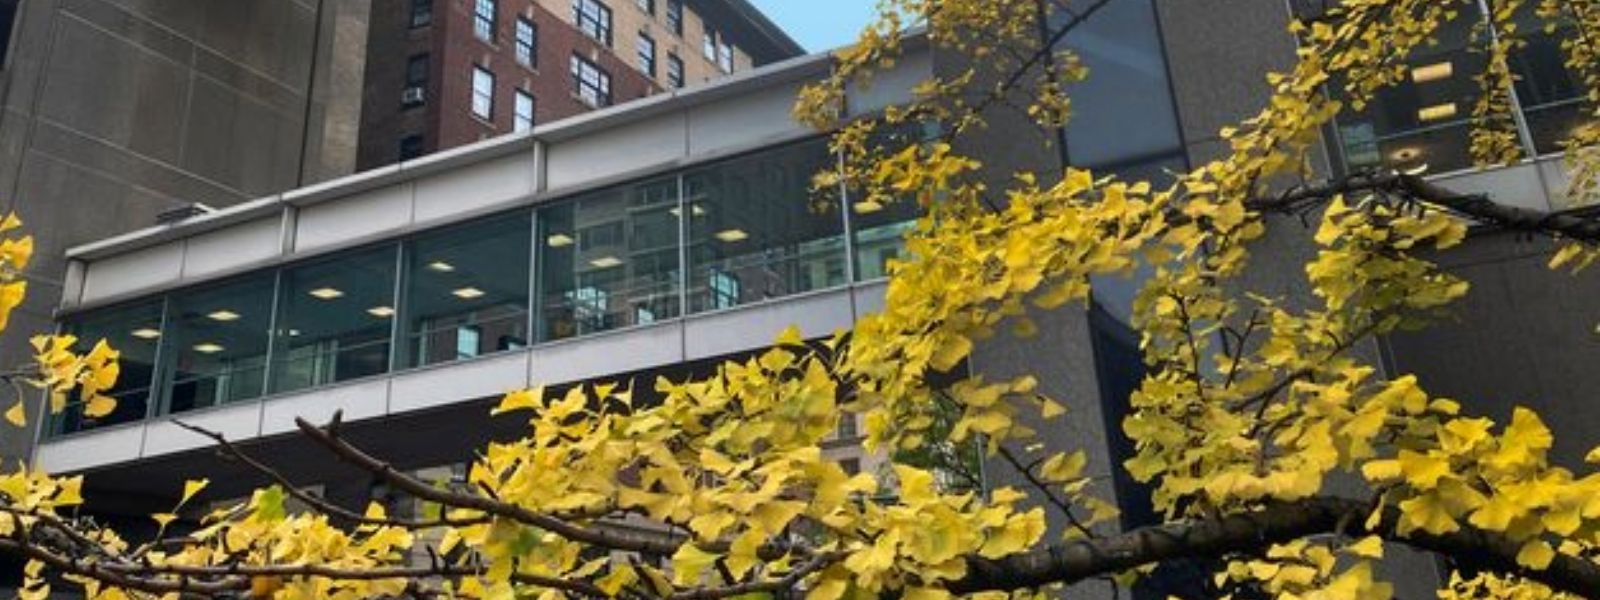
402;86;426;105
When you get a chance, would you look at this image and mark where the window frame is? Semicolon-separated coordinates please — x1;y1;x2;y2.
410;0;432;28
570;53;613;108
474;0;497;42
515;18;537;68
514;89;535;133
574;0;614;46
665;0;683;36
637;32;656;77
666;52;684;88
471;65;495;121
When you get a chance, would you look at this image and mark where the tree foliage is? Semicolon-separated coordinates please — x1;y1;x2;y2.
4;0;1600;598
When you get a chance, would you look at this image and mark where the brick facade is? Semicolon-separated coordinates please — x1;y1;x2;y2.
358;0;786;173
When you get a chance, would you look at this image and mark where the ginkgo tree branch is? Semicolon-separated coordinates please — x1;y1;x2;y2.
948;495;1600;596
174;420;490;531
1244;170;1600;245
293;414;690;559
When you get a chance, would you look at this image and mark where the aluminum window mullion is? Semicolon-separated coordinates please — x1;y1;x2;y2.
677;174;690;318
388;243;406;373
261;269;285;396
838;146;857;284
527;208;542;346
147;294;173;420
1477;0;1541;157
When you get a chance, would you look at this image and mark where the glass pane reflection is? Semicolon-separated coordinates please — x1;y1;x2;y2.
403;215;532;367
685;139;845;312
53;301;163;434
162;277;273;414
271;247;397;393
539;177;681;341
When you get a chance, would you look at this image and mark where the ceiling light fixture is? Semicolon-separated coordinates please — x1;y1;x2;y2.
589;256;623;269
1417;102;1458;122
547;234;575;248
206;310;241;322
308;287;345;300
427;261;456;273
193;343;226;354
714;229;748;243
853;200;885;214
452;287;486;299
367;306;396;318
131;328;162;340
1411;61;1454;84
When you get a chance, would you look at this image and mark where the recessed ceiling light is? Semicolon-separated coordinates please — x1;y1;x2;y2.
1417;102;1457;122
1390;147;1422;162
452;287;486;299
288;329;302;337
547;234;575;248
427;261;456;273
669;205;708;218
1400;162;1431;176
714;229;748;243
206;310;241;322
131;328;162;340
1411;61;1453;84
308;287;345;300
367;306;396;318
589;256;624;269
193;343;225;355
853;200;884;214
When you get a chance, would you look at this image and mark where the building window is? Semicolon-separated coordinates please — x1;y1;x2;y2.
574;0;613;46
1328;4;1590;182
570;54;612;108
161;277;275;415
717;39;734;73
403;54;428;108
637;33;656;77
410;0;432;27
400;135;425;161
515;18;536;67
51;301;165;436
702;29;716;61
471;65;495;120
684;137;846;313
636;0;654;15
474;0;496;42
514;90;535;132
401;215;531;368
538;177;681;341
665;0;683;35
271;247;398;394
667;53;684;88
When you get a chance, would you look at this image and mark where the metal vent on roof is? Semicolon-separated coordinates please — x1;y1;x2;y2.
156;203;217;226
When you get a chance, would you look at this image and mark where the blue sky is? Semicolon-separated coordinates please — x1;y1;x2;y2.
749;1;878;53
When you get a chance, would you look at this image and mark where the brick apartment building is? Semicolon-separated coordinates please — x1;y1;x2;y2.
357;0;803;171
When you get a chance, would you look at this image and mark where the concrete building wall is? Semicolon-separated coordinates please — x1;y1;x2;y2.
0;0;368;460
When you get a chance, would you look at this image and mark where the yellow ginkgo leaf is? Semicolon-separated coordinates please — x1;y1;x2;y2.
181;478;210;505
4;401;25;427
83;395;117;418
